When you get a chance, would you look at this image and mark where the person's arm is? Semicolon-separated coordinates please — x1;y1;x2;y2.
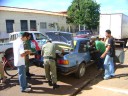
101;38;112;58
41;50;44;56
41;45;45;56
19;43;31;57
21;50;31;57
101;45;110;58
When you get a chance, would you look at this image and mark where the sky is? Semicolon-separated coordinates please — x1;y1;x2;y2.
0;0;128;15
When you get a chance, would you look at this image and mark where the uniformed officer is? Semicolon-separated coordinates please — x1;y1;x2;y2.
41;40;64;90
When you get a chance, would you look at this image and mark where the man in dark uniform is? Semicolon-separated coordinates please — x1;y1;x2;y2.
42;40;64;90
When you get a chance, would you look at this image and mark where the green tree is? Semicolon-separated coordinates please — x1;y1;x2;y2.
67;0;100;30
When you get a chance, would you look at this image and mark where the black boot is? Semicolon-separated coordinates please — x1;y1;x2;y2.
29;73;35;76
48;80;53;86
26;72;30;77
26;71;35;77
53;83;60;90
26;71;31;79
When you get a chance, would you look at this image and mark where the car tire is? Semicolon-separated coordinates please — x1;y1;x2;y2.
75;63;86;79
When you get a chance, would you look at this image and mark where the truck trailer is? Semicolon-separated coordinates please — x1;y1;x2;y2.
99;13;128;46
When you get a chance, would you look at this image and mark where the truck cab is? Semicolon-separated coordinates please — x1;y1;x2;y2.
9;31;48;48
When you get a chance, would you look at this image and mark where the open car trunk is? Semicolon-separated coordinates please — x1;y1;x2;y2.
46;31;74;59
55;44;71;59
46;31;74;48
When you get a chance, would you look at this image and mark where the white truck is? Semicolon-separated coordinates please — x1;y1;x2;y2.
99;13;128;46
0;31;73;53
0;31;48;52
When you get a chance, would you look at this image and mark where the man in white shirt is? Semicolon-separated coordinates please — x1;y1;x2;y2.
13;32;31;92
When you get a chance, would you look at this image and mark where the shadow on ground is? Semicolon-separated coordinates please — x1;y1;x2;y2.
28;64;100;95
0;77;18;90
77;63;128;95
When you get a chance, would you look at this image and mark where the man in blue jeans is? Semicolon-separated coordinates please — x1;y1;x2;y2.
101;30;115;80
13;32;31;92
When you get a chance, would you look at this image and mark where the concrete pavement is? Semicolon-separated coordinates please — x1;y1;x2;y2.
77;51;128;96
76;47;128;96
77;64;128;96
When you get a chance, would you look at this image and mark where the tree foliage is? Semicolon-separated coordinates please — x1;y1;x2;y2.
67;0;100;30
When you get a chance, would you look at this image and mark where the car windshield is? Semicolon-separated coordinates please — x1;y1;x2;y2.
46;32;72;44
34;33;47;40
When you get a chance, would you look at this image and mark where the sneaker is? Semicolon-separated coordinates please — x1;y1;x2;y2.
27;84;31;88
48;80;53;86
22;88;31;92
104;76;111;80
53;83;60;90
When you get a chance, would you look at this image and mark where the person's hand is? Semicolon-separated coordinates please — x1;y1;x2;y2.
62;49;64;53
25;50;32;54
100;53;106;59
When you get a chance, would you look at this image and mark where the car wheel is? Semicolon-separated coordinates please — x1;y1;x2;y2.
75;63;86;79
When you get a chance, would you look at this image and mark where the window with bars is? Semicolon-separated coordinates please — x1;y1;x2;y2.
6;20;14;33
20;20;28;31
30;20;37;31
40;22;47;29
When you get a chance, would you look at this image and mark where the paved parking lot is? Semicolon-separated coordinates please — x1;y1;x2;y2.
0;48;127;96
0;63;100;96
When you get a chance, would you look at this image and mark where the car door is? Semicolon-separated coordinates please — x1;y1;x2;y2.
77;40;91;64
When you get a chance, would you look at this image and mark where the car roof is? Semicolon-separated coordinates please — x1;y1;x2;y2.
9;31;42;35
74;37;90;41
46;31;72;34
78;30;91;32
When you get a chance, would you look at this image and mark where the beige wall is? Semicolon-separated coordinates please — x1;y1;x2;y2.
0;11;69;39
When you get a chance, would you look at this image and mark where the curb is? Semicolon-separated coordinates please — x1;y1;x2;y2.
70;71;103;96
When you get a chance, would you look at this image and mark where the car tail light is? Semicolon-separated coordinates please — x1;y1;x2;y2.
57;60;69;65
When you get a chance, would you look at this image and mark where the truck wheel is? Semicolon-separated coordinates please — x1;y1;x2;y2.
75;63;86;79
5;48;13;60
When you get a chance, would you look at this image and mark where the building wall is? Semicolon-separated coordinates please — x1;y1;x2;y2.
0;11;69;40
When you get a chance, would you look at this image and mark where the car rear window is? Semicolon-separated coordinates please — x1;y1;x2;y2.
77;31;92;35
46;32;72;43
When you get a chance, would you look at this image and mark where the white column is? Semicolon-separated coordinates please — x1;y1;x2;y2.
37;22;40;31
83;25;85;30
55;24;57;31
79;24;81;31
13;23;15;32
68;25;71;32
